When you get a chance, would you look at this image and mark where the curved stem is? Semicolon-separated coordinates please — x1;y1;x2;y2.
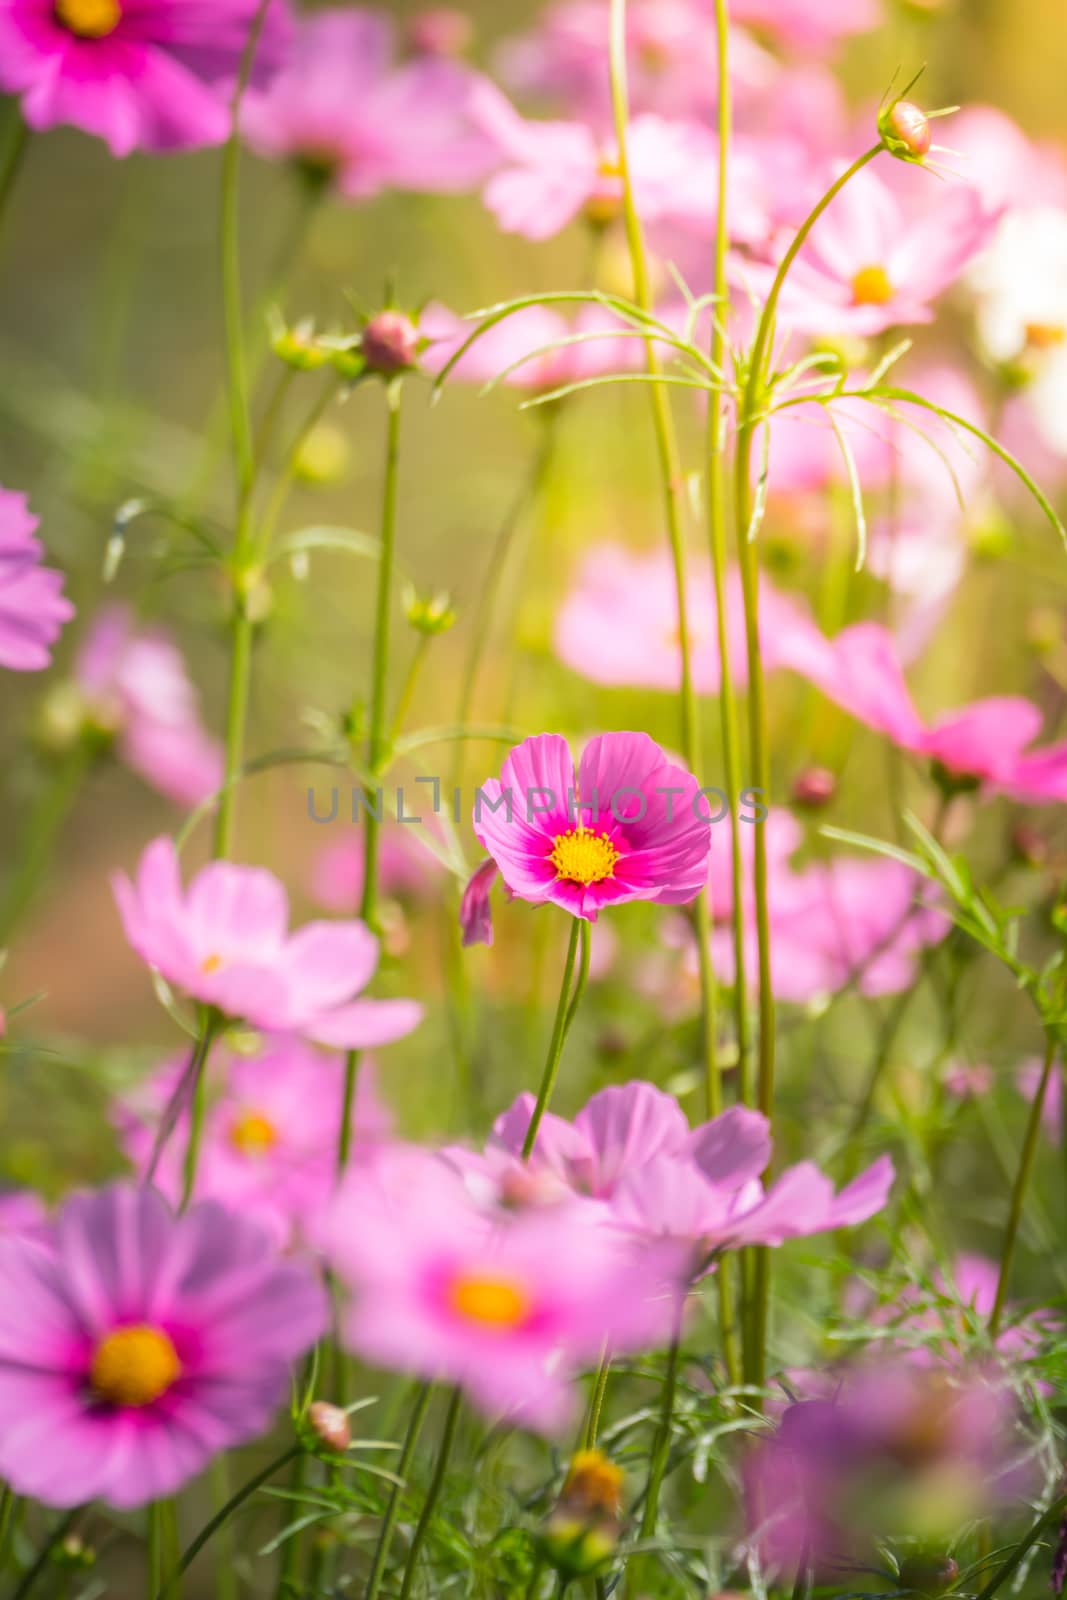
522;919;586;1160
397;1387;463;1600
360;380;404;933
973;1490;1067;1600
990;1031;1058;1336
336;1050;361;1178
178;1015;221;1210
583;1349;612;1449
364;1380;434;1600
13;1509;79;1600
155;1445;303;1599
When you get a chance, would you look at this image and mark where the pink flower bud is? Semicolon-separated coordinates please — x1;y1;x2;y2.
882;100;931;160
308;1401;351;1454
460;859;498;948
791;767;836;809
361;311;419;376
407;8;473;57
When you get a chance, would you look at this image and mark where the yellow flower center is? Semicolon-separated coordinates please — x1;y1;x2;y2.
54;0;122;37
851;265;894;306
1025;321;1067;351
549;827;621;887
448;1272;531;1330
90;1324;181;1408
230;1110;278;1156
200;952;224;974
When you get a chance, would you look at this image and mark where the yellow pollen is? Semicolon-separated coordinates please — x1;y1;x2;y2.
200;952;224;974
1025;321;1067;351
90;1324;181;1408
448;1272;531;1330
54;0;122;37
549;827;620;887
230;1111;278;1156
851;264;894;307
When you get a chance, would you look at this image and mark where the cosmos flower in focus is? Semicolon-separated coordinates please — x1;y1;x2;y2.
0;487;73;672
113;837;423;1049
473;731;712;922
0;1183;326;1508
0;0;292;156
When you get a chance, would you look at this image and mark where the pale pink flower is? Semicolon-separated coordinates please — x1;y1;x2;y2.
75;606;222;807
0;487;73;672
0;1190;49;1244
1017;1057;1063;1141
943;1061;995;1100
311;825;444;914
242;7;497;198
473;731;711;922
0;1183;326;1508
113;837;422;1049
730;0;882;53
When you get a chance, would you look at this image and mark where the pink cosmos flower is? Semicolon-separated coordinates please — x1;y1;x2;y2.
472;732;712;922
0;0;292;157
0;1189;49;1243
113;836;422;1049
311;824;444;914
878;1254;1057;1374
0;487;73;672
553;543;821;696
730;0;882;53
783;621;1067;802
1016;1056;1063;1141
324;1142;682;1431
116;1038;392;1247
75;606;222;807
459;858;499;948
943;1061;995;1100
693;809;948;1004
0;1183;326;1509
242;8;496;198
742;164;994;337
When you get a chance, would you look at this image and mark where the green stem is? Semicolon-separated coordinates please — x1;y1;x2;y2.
522;920;586;1160
155;1444;303;1599
210;1460;238;1600
0;107;28;248
213;606;255;861
972;1491;1067;1600
990;1031;1058;1336
0;1485;18;1575
638;1335;679;1543
13;1508;79;1600
0;744;91;948
274;1448;307;1600
360;380;404;933
336;1050;361;1178
179;1015;220;1211
583;1351;611;1449
364;1380;434;1600
397;1387;463;1600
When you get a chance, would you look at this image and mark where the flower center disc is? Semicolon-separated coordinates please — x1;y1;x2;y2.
851;264;894;306
55;0;122;37
230;1110;279;1156
449;1272;530;1330
549;827;620;886
90;1324;181;1407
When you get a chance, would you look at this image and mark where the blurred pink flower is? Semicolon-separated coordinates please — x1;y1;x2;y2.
312;824;444;914
943;1061;994;1100
730;0;882;53
1016;1056;1063;1141
691;809;948;1003
0;1189;49;1243
0;487;73;672
324;1142;682;1431
473;731;711;922
459;858;499;948
553;543;820;694
116;1038;392;1247
76;605;222;807
0;1183;325;1508
242;7;496;197
743;165;995;337
883;1253;1057;1373
0;0;291;157
113;837;422;1049
947;105;1067;213
421;301;644;392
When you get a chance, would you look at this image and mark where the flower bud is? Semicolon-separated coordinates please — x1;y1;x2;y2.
543;1450;624;1578
361;311;419;376
308;1401;351;1454
791;767;836;809
270;314;330;373
407;8;473;56
1011;822;1048;868
404;584;457;636
879;99;932;162
460;859;498;948
293;422;350;486
898;1554;960;1596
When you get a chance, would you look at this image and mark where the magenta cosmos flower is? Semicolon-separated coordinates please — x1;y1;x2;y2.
75;606;222;806
473;732;712;922
0;0;292;157
0;1183;326;1508
242;8;497;198
324;1143;682;1431
114;836;422;1049
0;486;73;671
117;1037;392;1247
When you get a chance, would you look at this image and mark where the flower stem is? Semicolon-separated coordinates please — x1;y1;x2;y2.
336;1050;361;1179
522;919;587;1160
13;1510;79;1600
397;1386;463;1600
0;106;28;251
608;0;722;1126
360;379;404;934
0;744;91;949
990;1031;1058;1336
627;1331;680;1593
364;1379;434;1600
154;1445;303;1600
972;1490;1067;1600
178;1015;221;1211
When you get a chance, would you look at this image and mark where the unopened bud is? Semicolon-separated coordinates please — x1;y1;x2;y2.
407;7;473;56
1011;822;1048;868
362;311;419;376
879;99;932;162
543;1450;624;1577
898;1554;960;1596
57;1535;96;1570
308;1401;351;1454
404;584;457;636
271;315;330;373
293;421;349;486
791;767;836;809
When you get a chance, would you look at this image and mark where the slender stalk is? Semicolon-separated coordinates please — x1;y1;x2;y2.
0;107;28;249
397;1387;463;1600
178;1015;221;1210
638;1335;679;1543
360;380;404;933
213;607;255;861
0;744;91;948
607;0;722;1134
522;920;586;1160
972;1490;1067;1600
583;1349;611;1449
364;1380;434;1600
0;1485;17;1575
12;1508;79;1600
155;1445;302;1598
990;1032;1058;1336
274;1448;307;1600
210;1460;238;1600
336;1050;361;1178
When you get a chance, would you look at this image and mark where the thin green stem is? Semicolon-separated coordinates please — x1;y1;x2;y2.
972;1491;1067;1600
213;606;255;861
360;380;404;933
0;107;28;249
155;1445;302;1599
13;1509;79;1600
397;1387;463;1600
990;1031;1058;1336
0;744;91;948
364;1380;434;1600
522;920;586;1160
583;1350;611;1449
179;1016;221;1211
638;1335;679;1543
336;1051;361;1178
274;1448;307;1600
0;1485;18;1576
